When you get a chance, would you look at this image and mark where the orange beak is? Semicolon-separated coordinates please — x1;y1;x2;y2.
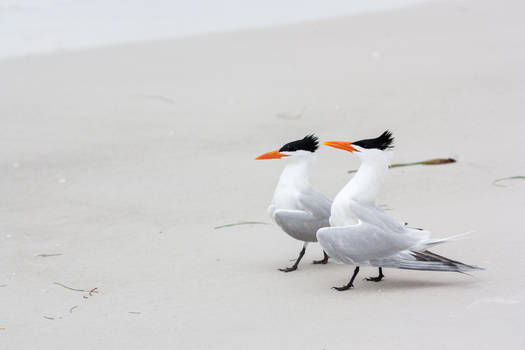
254;149;289;160
323;141;359;152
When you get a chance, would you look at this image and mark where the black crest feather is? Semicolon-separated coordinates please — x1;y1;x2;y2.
279;134;319;153
353;130;394;150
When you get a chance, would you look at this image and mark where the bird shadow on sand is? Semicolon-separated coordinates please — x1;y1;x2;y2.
359;276;481;291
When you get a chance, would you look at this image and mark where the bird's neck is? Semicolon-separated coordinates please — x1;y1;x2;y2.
276;158;312;190
339;160;389;204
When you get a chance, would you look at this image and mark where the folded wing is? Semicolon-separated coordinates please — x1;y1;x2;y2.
317;221;420;264
317;200;429;264
274;209;330;242
298;188;332;219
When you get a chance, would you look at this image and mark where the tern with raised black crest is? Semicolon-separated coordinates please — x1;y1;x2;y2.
318;131;483;290
255;135;331;272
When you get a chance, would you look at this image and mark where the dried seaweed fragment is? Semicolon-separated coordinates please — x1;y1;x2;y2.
214;221;269;229
492;176;525;187
348;158;456;173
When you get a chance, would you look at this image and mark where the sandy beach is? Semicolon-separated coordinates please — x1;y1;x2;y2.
2;0;525;348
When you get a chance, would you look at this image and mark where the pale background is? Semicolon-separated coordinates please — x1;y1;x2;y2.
1;0;524;349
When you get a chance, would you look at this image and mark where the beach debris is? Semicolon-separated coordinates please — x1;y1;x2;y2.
0;284;7;288
43;316;57;320
348;158;456;173
69;305;78;313
128;311;142;315
276;106;305;120
492;176;525;187
53;282;98;296
214;221;269;230
37;253;63;258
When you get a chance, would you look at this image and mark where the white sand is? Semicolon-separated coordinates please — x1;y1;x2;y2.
1;0;525;348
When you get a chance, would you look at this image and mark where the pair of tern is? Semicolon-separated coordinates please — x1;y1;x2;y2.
255;131;482;290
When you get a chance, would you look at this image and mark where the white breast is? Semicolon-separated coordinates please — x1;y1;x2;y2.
268;179;305;217
329;191;358;226
266;158;312;219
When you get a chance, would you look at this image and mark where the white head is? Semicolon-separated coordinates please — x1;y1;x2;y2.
323;130;394;167
254;134;319;163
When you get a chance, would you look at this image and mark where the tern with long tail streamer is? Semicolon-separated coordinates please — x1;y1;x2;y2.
318;131;483;291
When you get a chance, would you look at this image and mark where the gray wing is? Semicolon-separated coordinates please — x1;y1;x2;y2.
274;209;330;242
349;199;431;241
317;199;465;266
316;222;419;264
298;188;332;219
316;200;426;263
349;200;405;233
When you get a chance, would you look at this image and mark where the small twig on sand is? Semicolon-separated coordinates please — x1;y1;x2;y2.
492;176;525;187
53;282;98;296
37;253;63;258
348;158;456;173
69;305;78;313
43;316;55;320
128;311;142;315
214;221;269;230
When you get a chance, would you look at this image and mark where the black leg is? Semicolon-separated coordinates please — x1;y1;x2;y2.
312;251;329;264
279;245;307;272
332;266;360;291
365;267;385;282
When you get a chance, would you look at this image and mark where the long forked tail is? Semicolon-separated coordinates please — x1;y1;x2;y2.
382;250;484;273
411;231;474;251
